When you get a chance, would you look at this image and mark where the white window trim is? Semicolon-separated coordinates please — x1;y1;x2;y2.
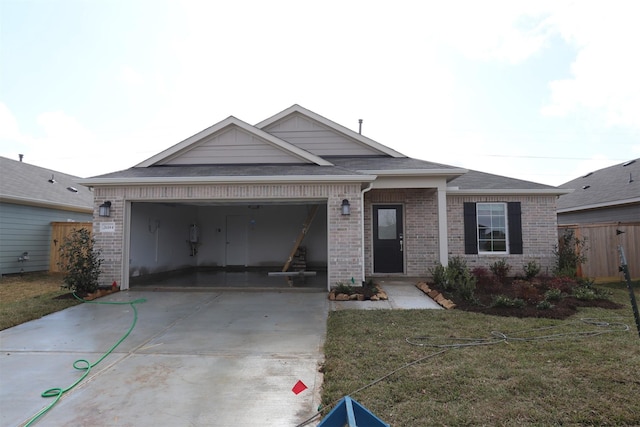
476;202;510;254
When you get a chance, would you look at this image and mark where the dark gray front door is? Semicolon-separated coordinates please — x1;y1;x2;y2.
373;205;404;273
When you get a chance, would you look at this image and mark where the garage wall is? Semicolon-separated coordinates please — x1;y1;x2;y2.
129;203;199;276
196;204;327;268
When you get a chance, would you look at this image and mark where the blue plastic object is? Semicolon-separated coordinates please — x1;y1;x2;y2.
318;396;390;427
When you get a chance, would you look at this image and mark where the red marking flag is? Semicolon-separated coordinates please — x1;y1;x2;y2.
292;380;308;395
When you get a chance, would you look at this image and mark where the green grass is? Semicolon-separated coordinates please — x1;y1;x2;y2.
0;272;81;330
321;281;640;426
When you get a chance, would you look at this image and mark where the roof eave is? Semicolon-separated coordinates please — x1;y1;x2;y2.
447;188;571;196
557;196;640;213
79;174;378;186
0;195;93;213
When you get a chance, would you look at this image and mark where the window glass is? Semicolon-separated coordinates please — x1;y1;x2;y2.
476;203;508;253
378;209;397;240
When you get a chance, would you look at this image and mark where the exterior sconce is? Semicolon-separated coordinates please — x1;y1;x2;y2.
341;199;351;215
99;201;112;217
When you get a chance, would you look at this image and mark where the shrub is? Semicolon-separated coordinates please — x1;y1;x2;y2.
471;266;493;287
334;283;354;295
429;257;477;301
58;228;102;296
536;300;554;310
490;259;511;283
573;286;596;300
523;260;541;280
553;229;588;277
513;280;543;303
491;295;525;308
544;288;563;301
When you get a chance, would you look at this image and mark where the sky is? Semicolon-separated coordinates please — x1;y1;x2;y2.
1;0;639;186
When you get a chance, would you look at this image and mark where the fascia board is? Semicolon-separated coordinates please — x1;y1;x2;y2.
256;104;406;158
136;116;333;167
79;174;378;186
359;168;468;177
447;189;572;196
557;197;640;213
0;195;93;213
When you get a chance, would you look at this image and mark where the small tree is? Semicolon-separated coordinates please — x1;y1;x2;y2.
58;228;102;295
553;229;588;277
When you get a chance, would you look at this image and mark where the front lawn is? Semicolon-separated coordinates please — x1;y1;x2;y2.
319;281;640;426
0;273;81;330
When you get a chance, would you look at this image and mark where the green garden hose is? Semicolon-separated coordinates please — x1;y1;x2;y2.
23;293;146;427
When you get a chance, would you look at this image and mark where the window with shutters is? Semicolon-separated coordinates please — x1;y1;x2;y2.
464;201;523;255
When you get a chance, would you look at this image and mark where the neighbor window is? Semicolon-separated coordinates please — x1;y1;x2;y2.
464;202;523;255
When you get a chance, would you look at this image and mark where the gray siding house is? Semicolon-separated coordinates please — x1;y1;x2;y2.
0;156;94;275
81;105;567;290
557;158;639;280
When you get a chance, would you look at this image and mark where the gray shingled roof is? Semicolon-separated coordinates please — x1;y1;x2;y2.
0;156;93;211
328;156;463;171
448;169;558;190
557;158;640;210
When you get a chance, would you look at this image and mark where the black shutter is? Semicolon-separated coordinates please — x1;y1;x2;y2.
508;202;523;254
463;202;478;254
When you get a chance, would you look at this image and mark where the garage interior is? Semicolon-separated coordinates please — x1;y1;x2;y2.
127;201;328;290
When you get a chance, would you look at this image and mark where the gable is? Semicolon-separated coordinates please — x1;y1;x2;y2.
262;112;382;157
136;116;332;167
257;105;405;158
159;125;313;165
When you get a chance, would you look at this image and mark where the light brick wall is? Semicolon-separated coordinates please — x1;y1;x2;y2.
364;189;439;277
447;195;559;275
93;183;363;289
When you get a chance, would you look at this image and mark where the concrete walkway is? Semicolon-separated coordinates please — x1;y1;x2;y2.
330;280;442;311
0;282;438;427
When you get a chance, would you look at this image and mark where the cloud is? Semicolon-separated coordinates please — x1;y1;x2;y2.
541;2;640;130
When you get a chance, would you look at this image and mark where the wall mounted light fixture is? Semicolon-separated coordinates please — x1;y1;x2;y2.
99;201;112;217
341;199;351;215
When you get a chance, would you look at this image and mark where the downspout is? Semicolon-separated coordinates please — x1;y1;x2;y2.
361;182;374;283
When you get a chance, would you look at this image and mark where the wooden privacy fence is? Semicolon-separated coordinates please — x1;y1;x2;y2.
558;222;639;281
49;222;93;272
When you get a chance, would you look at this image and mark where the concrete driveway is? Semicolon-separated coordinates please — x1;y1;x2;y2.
1;290;328;427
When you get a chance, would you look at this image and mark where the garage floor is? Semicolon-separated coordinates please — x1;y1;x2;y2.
130;269;328;291
1;290;328;427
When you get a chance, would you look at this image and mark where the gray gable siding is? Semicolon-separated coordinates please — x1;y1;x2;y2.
558;204;640;225
0;202;91;275
160;127;310;165
263;113;381;156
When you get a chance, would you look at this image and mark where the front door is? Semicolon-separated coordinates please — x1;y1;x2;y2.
373;205;404;273
226;215;248;266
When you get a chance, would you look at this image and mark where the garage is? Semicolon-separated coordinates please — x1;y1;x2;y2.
127;200;328;290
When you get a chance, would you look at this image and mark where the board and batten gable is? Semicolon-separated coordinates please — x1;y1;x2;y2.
261;112;384;157
158;126;313;166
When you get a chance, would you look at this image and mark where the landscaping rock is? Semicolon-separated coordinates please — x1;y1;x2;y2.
335;293;350;301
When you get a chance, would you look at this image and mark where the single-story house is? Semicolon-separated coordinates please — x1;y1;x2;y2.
557;158;639;280
0;156;94;276
80;105;567;290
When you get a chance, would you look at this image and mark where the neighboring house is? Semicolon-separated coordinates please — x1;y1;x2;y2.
557;159;639;280
80;105;567;290
0;156;94;275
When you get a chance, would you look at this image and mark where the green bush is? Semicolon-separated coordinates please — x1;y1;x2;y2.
572;286;596;300
429;257;476;301
58;228;102;296
544;288;563;301
491;295;525;308
490;259;511;283
523;260;541;280
333;282;354;295
553;229;588;277
536;300;554;310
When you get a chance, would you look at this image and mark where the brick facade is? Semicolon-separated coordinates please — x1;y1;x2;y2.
447;194;559;275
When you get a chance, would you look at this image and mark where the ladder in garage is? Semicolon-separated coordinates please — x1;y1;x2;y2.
282;204;319;272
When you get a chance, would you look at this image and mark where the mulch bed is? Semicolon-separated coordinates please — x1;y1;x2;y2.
429;279;623;320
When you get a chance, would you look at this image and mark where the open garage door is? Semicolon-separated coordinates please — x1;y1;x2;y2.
127;201;328;289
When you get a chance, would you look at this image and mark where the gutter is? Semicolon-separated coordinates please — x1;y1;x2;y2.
79;174;378;186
